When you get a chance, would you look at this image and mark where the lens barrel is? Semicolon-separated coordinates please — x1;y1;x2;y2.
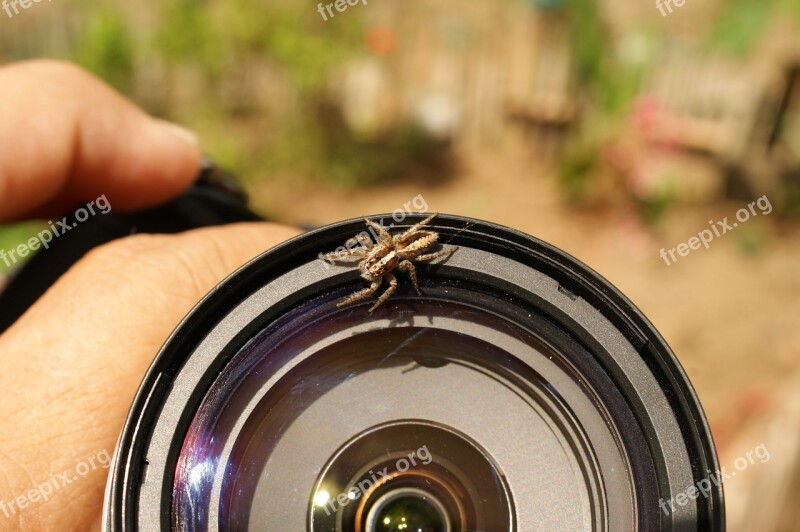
104;214;723;531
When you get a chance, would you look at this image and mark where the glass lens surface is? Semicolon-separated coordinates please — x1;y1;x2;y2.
172;281;632;531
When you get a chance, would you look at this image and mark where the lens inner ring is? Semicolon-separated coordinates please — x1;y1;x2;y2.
309;419;511;531
364;487;451;532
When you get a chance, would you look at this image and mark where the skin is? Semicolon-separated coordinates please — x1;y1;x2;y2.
0;60;299;530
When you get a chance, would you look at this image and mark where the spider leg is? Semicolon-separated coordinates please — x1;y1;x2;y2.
337;278;382;308
369;273;398;313
414;246;459;263
406;213;438;234
364;218;393;247
398;260;422;295
393;213;439;246
320;248;368;262
346;233;374;250
396;232;438;256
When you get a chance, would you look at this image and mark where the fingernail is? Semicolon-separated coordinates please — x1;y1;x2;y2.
154;119;198;146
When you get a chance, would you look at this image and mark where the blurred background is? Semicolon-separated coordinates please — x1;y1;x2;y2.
1;0;799;529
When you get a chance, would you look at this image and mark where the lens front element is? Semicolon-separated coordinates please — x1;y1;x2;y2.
366;488;450;532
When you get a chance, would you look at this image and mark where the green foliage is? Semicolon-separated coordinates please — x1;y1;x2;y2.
706;0;775;56
736;223;769;254
557;1;653;205
72;8;136;92
0;223;45;273
147;0;374;185
324;126;452;187
153;0;363;91
779;0;800;18
261;13;362;92
779;183;800;216
567;0;608;86
155;0;216;65
558;135;602;203
524;0;568;9
638;175;677;225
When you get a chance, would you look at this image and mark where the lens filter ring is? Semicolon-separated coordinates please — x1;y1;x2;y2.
104;213;723;531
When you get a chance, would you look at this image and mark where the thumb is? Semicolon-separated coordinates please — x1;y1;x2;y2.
0;60;201;223
0;222;300;530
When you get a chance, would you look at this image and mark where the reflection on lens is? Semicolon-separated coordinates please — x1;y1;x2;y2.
366;488;449;532
310;420;508;531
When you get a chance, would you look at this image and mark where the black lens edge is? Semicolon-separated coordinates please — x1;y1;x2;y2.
103;213;724;531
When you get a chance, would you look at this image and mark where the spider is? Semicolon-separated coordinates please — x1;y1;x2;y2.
321;213;458;313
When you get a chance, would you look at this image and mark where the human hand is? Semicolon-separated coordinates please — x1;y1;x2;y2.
0;60;299;531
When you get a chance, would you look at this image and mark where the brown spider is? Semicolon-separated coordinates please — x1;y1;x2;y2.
321;213;458;312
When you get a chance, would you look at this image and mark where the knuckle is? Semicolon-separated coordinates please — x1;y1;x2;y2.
77;234;168;272
25;59;92;83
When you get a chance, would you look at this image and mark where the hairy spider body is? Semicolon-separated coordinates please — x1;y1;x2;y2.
321;213;458;312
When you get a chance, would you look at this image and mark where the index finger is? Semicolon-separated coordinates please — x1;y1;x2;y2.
0;60;202;223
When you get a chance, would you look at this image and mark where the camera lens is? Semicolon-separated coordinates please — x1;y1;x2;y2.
366;488;448;532
307;420;510;531
104;214;723;531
